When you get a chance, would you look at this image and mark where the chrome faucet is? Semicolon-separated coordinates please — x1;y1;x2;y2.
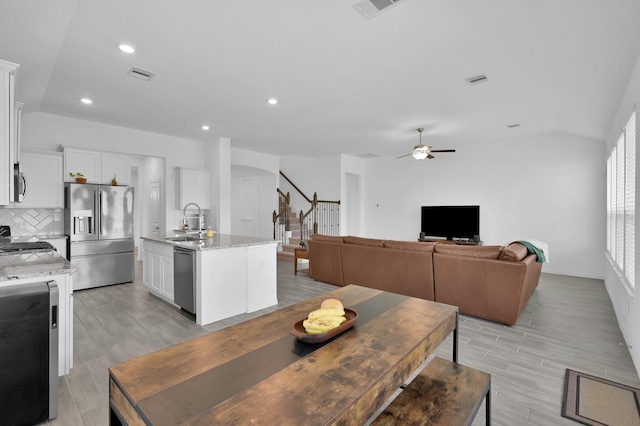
182;203;202;234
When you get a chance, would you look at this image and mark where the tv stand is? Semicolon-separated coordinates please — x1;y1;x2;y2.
418;237;483;246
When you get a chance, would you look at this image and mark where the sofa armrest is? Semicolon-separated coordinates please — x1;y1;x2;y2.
308;239;344;286
433;253;540;325
517;254;543;316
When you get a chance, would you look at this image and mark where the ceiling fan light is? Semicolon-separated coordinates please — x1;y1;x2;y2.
413;151;428;160
412;144;429;160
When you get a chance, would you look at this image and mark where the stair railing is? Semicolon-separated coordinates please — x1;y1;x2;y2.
298;192;341;243
272;189;290;243
275;171;340;246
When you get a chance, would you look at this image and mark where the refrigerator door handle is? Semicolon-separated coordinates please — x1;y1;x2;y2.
94;189;100;236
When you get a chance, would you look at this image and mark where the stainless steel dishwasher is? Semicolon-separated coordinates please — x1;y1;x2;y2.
173;247;196;314
0;281;59;425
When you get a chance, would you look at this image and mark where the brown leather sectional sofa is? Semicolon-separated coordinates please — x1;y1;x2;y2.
307;234;543;325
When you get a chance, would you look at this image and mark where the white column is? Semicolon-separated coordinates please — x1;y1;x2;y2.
205;137;231;234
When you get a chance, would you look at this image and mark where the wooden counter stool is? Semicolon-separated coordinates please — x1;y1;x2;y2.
294;247;309;275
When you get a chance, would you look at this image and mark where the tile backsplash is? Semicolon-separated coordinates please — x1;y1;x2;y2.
0;208;63;237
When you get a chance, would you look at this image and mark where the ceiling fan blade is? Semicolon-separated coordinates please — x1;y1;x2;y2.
427;153;435;159
396;153;413;158
429;149;456;153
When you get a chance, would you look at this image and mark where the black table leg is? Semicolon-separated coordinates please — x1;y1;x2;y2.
453;311;459;363
486;379;491;425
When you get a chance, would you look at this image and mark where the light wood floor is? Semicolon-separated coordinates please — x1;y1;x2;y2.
44;261;639;426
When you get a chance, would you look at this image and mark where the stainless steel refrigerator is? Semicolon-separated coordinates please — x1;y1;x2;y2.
64;183;134;290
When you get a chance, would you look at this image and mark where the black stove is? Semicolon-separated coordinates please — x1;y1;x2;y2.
0;241;56;254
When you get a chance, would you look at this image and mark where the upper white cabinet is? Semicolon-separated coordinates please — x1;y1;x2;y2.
20;150;64;208
0;59;19;206
62;146;131;185
101;152;131;185
176;167;210;210
64;147;100;183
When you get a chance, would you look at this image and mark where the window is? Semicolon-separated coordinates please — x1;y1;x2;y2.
607;110;636;290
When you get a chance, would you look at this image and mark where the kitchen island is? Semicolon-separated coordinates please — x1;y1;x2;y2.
141;234;278;326
0;250;76;375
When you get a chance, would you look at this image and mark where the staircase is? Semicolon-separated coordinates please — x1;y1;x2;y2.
274;171;340;262
276;207;312;261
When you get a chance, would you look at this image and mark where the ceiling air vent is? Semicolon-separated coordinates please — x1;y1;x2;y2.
353;0;401;20
465;74;488;86
127;67;155;81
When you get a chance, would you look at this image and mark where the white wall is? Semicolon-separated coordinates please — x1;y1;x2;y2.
280;155;341;213
230;170;275;239
364;132;605;279
230;148;279;239
21;112;204;234
205;138;231;233
604;52;640;376
341;155;366;236
279;142;605;281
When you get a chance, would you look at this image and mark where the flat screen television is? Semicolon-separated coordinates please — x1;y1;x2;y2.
421;205;480;240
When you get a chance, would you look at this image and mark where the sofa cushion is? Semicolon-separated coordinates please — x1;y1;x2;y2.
310;234;345;243
499;242;528;262
343;236;385;247
433;244;502;259
384;240;436;252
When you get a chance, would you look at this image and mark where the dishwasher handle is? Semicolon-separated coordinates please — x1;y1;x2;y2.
174;246;194;254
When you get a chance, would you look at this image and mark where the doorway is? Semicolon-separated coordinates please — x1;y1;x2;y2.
149;179;161;236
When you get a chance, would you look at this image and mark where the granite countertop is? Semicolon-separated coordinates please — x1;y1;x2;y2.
0;250;76;281
141;233;277;251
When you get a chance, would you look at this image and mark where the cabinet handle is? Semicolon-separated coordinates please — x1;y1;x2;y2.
20;173;27;198
51;305;58;329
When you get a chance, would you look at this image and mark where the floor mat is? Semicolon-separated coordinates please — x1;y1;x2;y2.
562;369;640;426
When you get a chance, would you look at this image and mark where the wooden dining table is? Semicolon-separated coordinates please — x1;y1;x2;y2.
109;284;459;426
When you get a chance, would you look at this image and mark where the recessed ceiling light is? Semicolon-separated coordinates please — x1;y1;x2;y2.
201;125;210;131
267;98;278;105
80;98;93;104
119;44;135;54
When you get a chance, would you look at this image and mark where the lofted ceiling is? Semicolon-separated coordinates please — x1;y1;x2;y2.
1;0;640;158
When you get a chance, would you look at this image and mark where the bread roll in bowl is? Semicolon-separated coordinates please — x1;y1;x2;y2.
321;298;344;310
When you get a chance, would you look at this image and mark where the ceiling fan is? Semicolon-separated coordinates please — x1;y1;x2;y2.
397;128;456;160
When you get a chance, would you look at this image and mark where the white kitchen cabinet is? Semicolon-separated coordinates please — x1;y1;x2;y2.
195;240;278;326
19;150;64;208
62;147;131;185
101;152;131;185
142;250;152;288
63;147;101;183
0;59;19;206
142;239;175;302
176;167;210;210
13;103;23;162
